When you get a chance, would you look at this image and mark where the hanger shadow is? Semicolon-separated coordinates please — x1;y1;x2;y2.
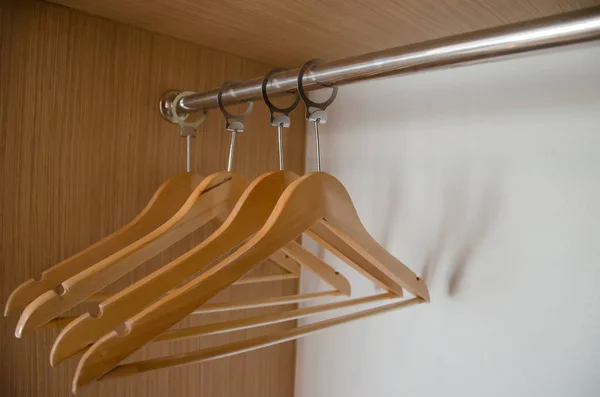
422;170;502;297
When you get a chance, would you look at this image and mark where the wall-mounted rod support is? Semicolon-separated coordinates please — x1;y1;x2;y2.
159;6;600;120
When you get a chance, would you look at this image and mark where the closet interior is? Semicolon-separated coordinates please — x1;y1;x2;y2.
1;1;599;397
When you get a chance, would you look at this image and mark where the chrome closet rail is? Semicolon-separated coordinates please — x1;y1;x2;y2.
160;6;600;119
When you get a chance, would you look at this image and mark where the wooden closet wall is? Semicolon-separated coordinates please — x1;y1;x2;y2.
0;1;305;396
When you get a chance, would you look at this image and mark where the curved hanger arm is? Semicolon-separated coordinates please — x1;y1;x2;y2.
4;173;205;317
15;172;246;337
50;171;350;366
306;222;404;294
73;172;429;388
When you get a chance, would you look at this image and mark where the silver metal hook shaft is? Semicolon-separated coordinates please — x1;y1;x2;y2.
170;91;206;174
277;124;284;171
186;135;192;172
227;130;237;172
314;119;321;172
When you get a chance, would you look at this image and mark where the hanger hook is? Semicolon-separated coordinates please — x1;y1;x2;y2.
170;91;208;172
217;81;254;171
297;59;338;172
261;68;301;170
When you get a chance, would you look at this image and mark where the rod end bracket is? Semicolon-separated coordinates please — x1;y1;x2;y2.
159;90;181;124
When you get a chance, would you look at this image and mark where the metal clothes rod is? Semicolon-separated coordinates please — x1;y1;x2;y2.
161;6;600;120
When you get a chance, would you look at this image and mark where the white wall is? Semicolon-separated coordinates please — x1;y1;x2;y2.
295;43;600;397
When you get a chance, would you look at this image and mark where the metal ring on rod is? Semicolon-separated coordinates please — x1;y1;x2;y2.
217;82;254;171
261;68;301;126
261;68;302;170
217;81;254;132
297;59;338;120
171;91;209;125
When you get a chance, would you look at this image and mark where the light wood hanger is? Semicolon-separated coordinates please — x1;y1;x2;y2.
5;95;300;321
15;171;246;336
49;85;353;366
73;73;429;391
7;171;298;322
3;172;204;316
49;171;352;366
72;171;430;389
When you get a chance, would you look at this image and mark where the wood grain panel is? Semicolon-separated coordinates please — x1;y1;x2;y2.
47;0;600;67
0;1;304;396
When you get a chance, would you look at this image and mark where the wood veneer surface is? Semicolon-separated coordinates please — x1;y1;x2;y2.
0;2;304;396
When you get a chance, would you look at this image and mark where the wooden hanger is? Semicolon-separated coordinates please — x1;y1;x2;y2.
49;83;352;365
7;170;298;323
15;171;246;336
5;92;299;321
4;172;204;316
49;171;352;366
72;171;430;389
14;167;313;336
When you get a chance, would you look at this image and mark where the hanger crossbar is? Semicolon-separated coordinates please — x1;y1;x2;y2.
93;297;423;384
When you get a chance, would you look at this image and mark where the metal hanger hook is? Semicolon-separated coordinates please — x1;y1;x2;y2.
217;82;254;171
297;59;338;172
227;129;237;172
261;68;302;170
171;91;208;172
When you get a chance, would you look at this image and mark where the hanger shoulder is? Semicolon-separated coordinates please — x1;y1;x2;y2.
49;171;296;365
310;173;430;301
244;171;427;299
280;241;351;295
306;223;403;295
4;173;204;317
16;172;244;337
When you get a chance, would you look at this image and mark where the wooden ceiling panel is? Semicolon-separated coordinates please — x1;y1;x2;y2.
48;0;600;66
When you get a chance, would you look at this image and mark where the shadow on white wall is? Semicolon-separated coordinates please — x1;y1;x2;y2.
296;42;600;397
